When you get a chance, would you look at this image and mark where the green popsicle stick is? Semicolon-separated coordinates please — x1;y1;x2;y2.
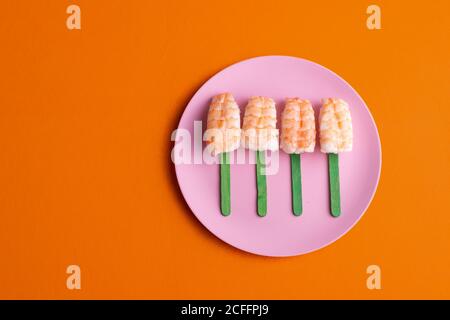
328;153;341;217
220;152;231;216
256;151;267;217
290;154;303;216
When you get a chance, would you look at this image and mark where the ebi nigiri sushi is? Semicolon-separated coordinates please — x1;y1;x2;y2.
319;98;353;217
204;93;241;216
241;96;278;216
281;98;316;215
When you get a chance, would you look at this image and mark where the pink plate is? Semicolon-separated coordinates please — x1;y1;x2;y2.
174;56;381;257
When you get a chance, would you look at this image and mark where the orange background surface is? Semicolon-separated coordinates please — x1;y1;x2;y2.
0;0;449;299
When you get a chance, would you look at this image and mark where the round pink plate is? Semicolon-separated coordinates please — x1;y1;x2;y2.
174;56;381;257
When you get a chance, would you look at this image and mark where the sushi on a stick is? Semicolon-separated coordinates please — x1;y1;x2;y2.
281;98;316;216
205;93;241;216
319;98;353;217
241;96;278;217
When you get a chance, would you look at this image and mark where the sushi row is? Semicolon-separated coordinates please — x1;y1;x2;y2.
205;93;353;217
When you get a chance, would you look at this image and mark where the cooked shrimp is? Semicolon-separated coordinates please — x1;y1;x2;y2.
319;98;353;153
241;96;279;151
281;98;316;154
204;93;241;156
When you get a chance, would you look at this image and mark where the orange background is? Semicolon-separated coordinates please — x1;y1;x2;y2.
0;0;449;299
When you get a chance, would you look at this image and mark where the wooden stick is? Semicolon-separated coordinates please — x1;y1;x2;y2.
328;153;341;217
220;152;231;216
290;154;303;216
256;151;267;217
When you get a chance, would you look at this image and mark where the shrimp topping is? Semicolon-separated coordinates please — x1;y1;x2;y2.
204;93;241;155
319;98;353;153
281;98;316;154
241;96;279;151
